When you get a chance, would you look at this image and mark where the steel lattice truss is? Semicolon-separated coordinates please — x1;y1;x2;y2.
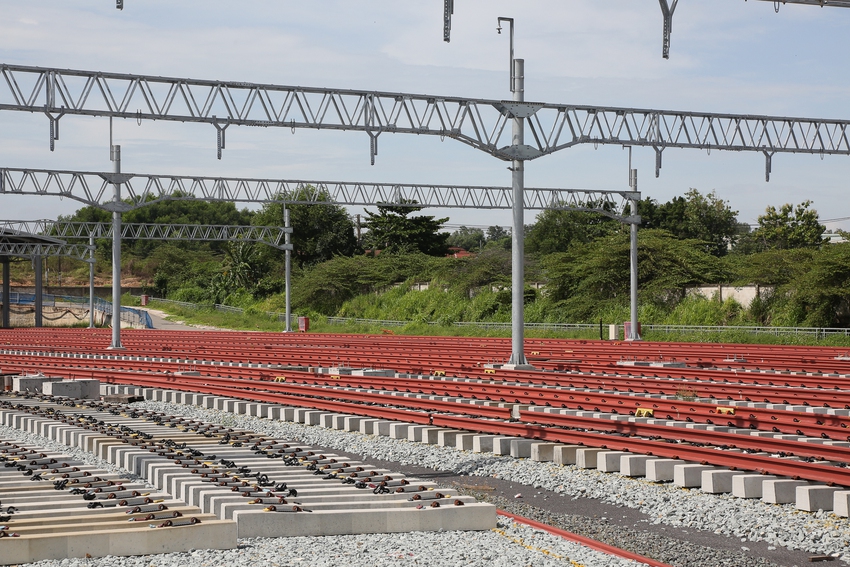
0;168;640;223
0;220;293;251
444;2;850;56
0;242;93;262
2;64;849;165
759;1;850;7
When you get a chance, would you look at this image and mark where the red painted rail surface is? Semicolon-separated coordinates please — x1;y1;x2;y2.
3;328;850;486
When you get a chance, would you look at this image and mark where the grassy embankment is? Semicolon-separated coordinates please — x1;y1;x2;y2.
135;296;850;348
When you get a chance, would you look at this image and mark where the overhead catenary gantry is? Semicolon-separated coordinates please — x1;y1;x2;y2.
0;166;641;359
0;221;292;330
0;220;293;251
659;0;850;59
443;1;850;59
0;242;93;262
0;224;93;330
2;64;849;176
2;61;849;361
0;169;638;219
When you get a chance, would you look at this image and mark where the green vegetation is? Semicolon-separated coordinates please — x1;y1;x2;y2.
362;201;449;256
21;187;850;346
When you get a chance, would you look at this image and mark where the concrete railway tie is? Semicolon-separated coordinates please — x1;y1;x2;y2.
0;437;233;564
0;394;495;564
97;382;850;519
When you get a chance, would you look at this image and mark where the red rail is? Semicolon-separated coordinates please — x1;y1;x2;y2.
496;510;675;567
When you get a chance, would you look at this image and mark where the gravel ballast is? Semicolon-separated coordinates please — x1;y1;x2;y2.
5;398;850;567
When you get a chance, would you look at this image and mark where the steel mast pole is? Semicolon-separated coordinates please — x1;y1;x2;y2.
284;207;292;333
108;143;124;349
34;255;42;327
498;16;529;367
508;56;528;366
89;233;95;328
628;168;641;341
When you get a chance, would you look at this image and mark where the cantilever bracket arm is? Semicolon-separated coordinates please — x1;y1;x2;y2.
213;118;230;160
763;150;776;182
653;146;664;178
659;0;679;59
43;108;65;152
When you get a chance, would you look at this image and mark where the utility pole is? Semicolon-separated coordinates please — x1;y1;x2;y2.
499;17;532;368
625;147;641;341
89;234;95;328
106;118;126;349
284;207;292;333
108;143;123;348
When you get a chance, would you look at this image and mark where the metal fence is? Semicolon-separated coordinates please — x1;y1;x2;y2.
93;297;153;329
6;293;153;328
147;297;295;325
643;324;850;338
136;296;850;338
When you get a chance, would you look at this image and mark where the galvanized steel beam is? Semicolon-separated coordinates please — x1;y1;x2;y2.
0;220;292;251
2;64;849;163
0;168;639;223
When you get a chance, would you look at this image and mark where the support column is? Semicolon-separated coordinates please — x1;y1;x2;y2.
89;234;95;328
34;255;43;328
109;144;124;349
628;194;641;341
508;58;528;367
1;258;9;329
284;207;292;333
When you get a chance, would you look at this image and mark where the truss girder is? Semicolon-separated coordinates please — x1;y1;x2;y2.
755;0;850;7
0;220;291;250
0;242;93;262
0;168;638;221
1;64;849;160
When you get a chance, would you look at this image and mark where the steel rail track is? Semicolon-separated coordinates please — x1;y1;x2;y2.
10;328;850;365
5;352;850;438
9;331;850;385
432;415;850;487
279;374;850;440
8;352;850;415
496;510;675;567
4;349;850;416
10;362;850;485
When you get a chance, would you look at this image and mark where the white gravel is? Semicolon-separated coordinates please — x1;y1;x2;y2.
7;396;850;566
0;410;646;567
135;400;850;564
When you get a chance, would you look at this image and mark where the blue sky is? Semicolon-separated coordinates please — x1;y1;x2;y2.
1;0;849;231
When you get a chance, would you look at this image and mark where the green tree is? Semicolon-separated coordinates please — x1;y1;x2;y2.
740;201;825;252
251;188;357;268
447;226;485;251
222;241;264;291
484;225;511;250
542;229;724;321
293;253;437;314
486;225;509;241
783;243;850;326
525;205;619;255
724;248;813;287
363;201;449;256
640;189;738;256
